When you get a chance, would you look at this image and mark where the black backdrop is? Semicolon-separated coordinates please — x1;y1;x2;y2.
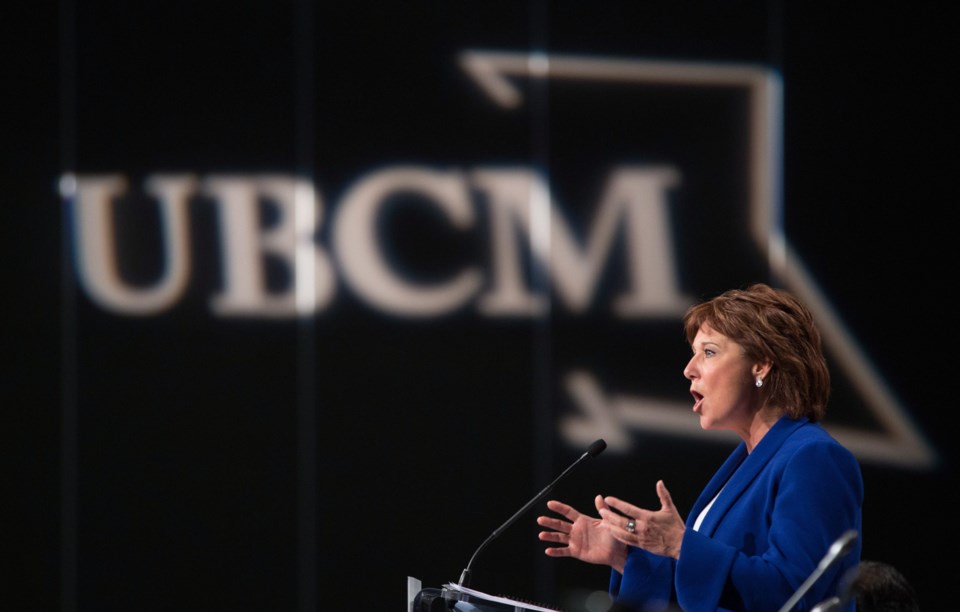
8;2;955;611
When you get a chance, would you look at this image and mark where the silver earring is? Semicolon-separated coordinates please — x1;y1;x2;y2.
755;377;763;388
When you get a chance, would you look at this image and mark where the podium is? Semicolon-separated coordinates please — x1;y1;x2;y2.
408;578;562;612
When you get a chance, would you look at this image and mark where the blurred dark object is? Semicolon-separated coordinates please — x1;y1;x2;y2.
854;560;920;612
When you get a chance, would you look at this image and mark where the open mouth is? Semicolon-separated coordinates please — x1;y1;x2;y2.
691;390;704;412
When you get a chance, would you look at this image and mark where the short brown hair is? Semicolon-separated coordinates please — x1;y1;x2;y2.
682;283;830;422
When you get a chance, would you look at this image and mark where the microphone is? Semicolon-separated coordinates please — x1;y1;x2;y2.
810;564;861;612
456;439;607;588
777;529;858;612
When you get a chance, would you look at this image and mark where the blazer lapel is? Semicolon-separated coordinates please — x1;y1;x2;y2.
686;442;747;530
691;416;808;537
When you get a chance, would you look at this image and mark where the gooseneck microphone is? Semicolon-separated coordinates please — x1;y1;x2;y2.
810;564;861;612
457;439;607;588
777;529;858;612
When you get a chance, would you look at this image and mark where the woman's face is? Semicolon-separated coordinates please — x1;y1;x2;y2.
683;322;761;435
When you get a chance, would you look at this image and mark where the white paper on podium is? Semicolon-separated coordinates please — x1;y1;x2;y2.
408;576;422;612
442;582;562;612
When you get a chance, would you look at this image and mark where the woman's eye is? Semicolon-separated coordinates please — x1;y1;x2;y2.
704;349;715;357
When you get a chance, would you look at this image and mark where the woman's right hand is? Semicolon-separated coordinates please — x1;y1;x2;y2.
537;495;628;573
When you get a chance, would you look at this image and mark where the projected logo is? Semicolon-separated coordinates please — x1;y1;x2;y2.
60;51;934;469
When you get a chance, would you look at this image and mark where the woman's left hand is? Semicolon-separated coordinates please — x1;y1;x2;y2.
599;480;685;560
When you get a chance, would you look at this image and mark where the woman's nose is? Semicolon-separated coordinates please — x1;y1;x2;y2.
683;356;696;380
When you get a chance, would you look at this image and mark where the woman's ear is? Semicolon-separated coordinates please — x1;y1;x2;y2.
752;360;773;380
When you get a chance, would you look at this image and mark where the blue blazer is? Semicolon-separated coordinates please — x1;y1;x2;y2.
610;416;863;611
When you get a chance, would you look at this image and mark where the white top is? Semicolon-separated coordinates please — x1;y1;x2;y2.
692;486;724;532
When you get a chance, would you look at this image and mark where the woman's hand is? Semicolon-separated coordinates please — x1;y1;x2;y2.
600;480;685;560
537;496;628;572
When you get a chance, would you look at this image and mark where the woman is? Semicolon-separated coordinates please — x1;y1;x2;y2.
538;283;863;611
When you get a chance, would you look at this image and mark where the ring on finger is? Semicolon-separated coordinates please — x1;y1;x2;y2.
625;519;636;533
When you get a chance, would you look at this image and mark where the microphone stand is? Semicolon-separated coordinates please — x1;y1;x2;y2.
810;564;860;612
457;439;606;588
778;530;858;612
